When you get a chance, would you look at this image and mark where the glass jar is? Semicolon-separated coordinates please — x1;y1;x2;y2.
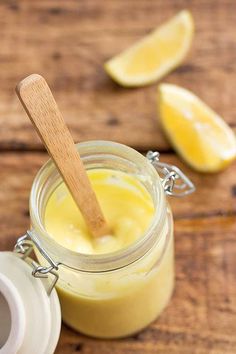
29;141;178;339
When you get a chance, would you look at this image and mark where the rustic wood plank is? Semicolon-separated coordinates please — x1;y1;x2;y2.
0;151;235;353
1;152;236;247
0;0;236;151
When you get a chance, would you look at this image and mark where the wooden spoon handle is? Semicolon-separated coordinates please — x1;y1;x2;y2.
16;74;109;237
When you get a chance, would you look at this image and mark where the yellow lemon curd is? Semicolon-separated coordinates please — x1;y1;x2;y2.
44;169;174;338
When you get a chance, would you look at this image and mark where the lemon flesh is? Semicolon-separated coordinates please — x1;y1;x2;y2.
105;10;194;87
158;84;236;172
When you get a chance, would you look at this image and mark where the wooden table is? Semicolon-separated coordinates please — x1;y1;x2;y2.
1;1;236;353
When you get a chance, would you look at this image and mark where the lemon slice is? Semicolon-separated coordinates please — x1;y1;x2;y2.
104;10;194;87
158;84;236;172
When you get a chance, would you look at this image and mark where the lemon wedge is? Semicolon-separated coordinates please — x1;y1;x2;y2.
104;10;194;87
158;84;236;172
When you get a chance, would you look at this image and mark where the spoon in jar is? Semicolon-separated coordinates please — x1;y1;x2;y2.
16;74;110;238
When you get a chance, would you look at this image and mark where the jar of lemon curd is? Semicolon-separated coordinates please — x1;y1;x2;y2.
14;141;195;340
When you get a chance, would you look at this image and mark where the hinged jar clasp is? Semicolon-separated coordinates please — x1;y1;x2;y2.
14;230;60;295
146;151;195;197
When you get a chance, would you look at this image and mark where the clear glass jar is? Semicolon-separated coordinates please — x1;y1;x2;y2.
30;141;174;339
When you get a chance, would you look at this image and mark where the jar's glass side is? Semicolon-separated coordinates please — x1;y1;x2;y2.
30;141;175;338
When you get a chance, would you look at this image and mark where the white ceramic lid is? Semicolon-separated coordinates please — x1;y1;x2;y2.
0;252;61;354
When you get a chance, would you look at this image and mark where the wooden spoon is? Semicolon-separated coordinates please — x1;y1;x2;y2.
16;74;110;238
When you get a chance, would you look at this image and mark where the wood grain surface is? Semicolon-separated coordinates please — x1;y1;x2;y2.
0;0;236;151
0;0;236;353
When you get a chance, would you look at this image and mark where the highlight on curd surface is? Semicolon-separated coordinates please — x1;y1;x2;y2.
104;10;194;87
45;169;155;255
158;83;236;172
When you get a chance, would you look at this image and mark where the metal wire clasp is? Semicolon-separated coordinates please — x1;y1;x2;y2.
14;230;60;295
146;151;195;197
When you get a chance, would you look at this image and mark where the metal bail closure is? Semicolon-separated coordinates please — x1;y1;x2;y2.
146;151;195;197
14;230;60;295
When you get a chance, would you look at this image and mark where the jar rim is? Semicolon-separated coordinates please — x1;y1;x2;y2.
30;140;166;272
